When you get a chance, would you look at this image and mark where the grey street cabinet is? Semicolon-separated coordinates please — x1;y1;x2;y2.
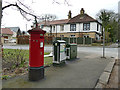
66;44;77;60
53;40;66;65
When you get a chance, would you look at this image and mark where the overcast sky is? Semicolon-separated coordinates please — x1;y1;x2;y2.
2;0;119;31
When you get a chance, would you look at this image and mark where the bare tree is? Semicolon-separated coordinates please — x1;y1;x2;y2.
52;0;71;6
0;0;71;39
39;14;57;22
2;0;71;21
2;0;37;21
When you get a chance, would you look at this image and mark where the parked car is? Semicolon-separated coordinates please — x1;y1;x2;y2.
116;40;119;43
9;39;16;43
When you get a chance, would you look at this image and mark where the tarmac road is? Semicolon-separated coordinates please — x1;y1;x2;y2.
3;44;52;52
3;44;118;58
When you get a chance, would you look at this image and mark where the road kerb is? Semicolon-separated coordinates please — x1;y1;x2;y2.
104;62;115;73
99;72;111;85
95;82;104;88
95;58;116;88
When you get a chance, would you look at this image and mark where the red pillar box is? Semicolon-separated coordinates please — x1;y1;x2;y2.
28;28;46;81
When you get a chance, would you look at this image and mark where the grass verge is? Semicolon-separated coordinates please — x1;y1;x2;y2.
2;49;52;80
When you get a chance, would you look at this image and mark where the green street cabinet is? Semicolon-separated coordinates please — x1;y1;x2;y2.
66;44;77;60
53;40;66;65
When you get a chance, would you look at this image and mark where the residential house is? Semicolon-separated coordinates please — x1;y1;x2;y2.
5;27;20;37
39;8;102;40
1;28;13;43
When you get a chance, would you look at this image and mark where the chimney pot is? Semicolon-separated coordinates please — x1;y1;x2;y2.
80;8;85;14
68;10;72;19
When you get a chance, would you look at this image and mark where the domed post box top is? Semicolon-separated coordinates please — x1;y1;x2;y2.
28;28;46;34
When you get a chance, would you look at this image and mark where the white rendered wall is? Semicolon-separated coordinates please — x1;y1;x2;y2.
90;22;97;31
43;26;50;33
64;24;70;32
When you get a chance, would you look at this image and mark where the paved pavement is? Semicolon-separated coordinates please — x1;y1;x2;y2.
2;51;114;88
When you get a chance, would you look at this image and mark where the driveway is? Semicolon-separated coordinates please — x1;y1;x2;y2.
2;51;114;88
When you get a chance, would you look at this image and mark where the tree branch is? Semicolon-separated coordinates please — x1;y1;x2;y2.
2;3;36;20
17;0;31;11
2;4;16;10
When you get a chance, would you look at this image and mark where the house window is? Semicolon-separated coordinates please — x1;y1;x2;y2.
50;25;52;33
83;35;89;38
60;25;64;31
53;26;55;32
97;24;99;31
70;24;76;31
60;35;64;37
41;24;44;29
83;23;90;31
70;35;75;37
100;25;102;32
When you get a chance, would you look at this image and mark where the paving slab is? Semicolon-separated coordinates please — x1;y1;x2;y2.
95;82;104;88
99;72;110;85
104;61;115;73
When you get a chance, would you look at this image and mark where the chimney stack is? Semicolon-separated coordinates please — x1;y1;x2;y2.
80;8;85;15
68;10;72;19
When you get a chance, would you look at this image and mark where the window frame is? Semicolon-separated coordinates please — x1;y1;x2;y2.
53;26;55;32
83;23;90;31
70;35;75;37
97;24;99;31
70;24;76;31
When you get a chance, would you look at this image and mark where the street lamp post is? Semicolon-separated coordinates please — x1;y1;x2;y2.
102;28;106;58
107;28;111;45
56;25;57;41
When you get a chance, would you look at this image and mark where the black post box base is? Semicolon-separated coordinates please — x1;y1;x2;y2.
29;66;44;81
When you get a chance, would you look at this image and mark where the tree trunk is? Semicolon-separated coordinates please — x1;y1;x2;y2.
0;0;2;45
0;1;2;89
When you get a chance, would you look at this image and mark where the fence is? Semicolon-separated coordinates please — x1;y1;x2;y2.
17;35;54;44
44;36;53;44
17;35;29;44
55;37;94;44
17;35;94;45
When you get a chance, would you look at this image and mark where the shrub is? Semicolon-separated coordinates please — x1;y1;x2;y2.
2;49;29;69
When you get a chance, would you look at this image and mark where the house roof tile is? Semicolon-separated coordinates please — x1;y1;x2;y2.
39;19;70;26
39;13;100;26
1;28;13;35
68;14;97;23
6;27;20;32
